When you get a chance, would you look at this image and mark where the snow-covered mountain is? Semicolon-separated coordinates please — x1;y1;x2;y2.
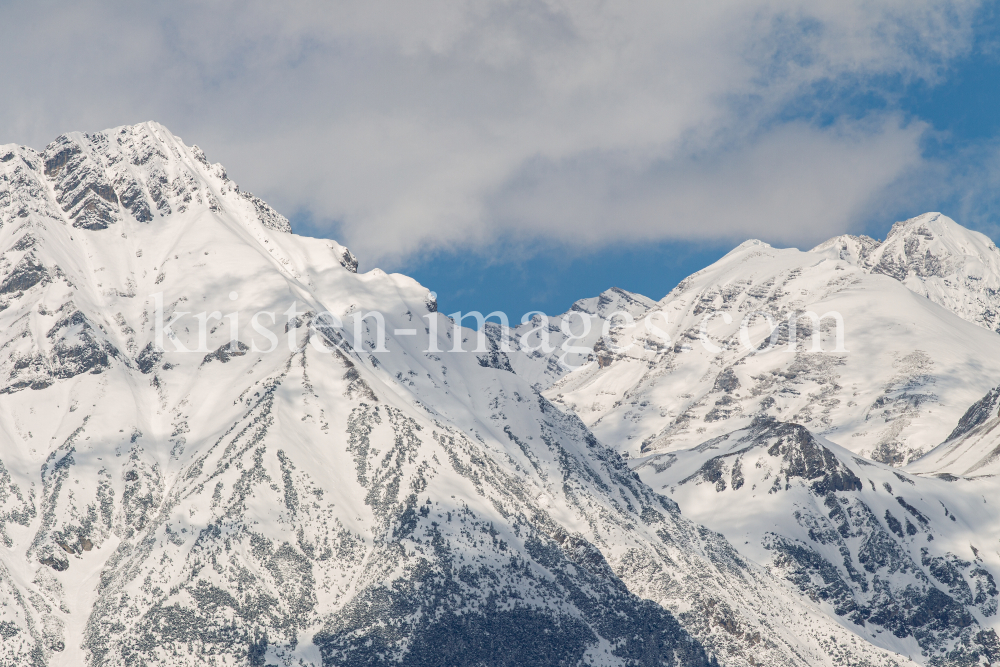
527;234;1000;467
0;122;930;667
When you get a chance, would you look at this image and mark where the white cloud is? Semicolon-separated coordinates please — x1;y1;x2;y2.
486;117;927;247
0;0;982;263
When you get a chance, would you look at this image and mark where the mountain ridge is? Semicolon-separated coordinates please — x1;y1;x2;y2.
524;227;1000;468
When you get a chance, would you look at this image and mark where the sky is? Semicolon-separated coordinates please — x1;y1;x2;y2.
2;1;1000;318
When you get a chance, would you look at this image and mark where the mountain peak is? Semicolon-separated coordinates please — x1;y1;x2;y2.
885;210;943;234
730;238;772;253
2;120;291;234
569;286;656;317
810;233;881;267
811;213;1000;332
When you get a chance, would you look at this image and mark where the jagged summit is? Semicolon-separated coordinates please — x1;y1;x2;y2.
490;213;1000;473
489;286;658;389
0;121;361;397
1;121;292;233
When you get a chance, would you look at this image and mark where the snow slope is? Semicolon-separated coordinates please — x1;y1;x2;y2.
906;383;1000;478
0;122;923;667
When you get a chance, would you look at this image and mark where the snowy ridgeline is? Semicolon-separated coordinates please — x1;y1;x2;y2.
0;122;998;666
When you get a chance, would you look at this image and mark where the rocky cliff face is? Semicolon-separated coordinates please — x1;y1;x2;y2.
634;417;1000;666
906;382;1000;478
0;123;921;667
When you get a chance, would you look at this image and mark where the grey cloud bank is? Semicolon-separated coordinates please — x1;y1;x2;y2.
0;0;985;263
